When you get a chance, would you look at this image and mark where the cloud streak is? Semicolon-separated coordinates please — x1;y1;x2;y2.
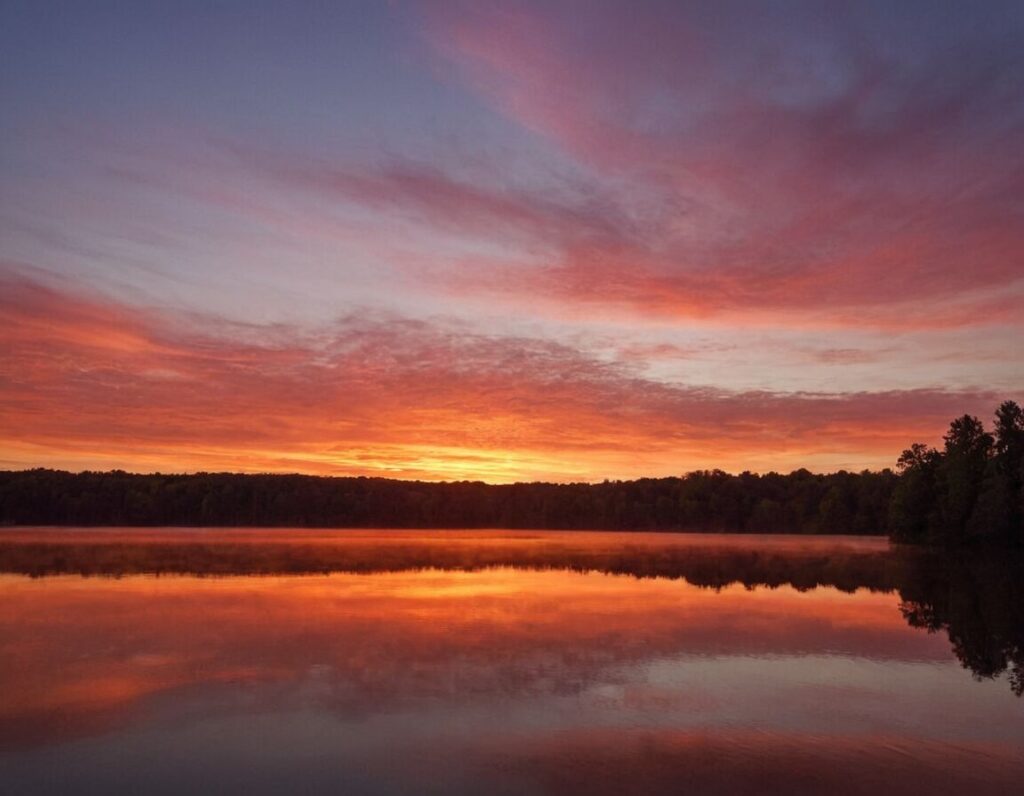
402;0;1024;328
0;273;1001;481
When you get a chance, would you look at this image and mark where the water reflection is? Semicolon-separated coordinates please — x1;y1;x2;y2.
897;552;1024;696
0;530;1022;795
3;529;1021;694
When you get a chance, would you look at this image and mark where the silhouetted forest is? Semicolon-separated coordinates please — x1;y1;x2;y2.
1;401;1020;544
1;467;897;533
890;400;1024;547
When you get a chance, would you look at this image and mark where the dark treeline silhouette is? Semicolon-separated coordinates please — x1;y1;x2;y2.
890;400;1024;547
0;467;897;533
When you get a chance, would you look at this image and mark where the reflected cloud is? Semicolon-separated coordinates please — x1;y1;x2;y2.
0;568;942;750
1;530;1022;759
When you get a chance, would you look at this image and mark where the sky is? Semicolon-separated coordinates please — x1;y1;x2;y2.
1;0;1022;482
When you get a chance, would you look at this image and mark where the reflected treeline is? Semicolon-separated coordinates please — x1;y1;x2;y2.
0;533;902;590
898;551;1024;696
1;532;1021;693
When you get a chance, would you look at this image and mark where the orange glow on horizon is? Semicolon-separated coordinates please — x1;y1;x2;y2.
0;276;997;483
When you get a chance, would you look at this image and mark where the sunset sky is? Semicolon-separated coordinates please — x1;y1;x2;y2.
2;1;1022;482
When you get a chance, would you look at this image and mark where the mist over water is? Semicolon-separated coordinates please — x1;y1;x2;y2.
1;530;1022;795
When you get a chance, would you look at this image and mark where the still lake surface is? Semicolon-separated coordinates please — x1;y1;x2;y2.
1;529;1022;795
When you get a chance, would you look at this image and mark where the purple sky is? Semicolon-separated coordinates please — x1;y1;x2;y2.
1;1;1022;481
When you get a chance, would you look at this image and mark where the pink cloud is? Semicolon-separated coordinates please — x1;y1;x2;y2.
398;1;1024;329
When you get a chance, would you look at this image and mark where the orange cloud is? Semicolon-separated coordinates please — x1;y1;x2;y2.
0;273;1003;481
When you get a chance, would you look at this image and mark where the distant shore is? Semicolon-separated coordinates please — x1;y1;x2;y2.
5;395;1021;550
1;467;895;535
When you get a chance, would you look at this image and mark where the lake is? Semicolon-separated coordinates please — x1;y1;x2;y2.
1;529;1022;795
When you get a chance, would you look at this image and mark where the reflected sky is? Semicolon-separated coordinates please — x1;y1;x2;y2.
1;531;1022;795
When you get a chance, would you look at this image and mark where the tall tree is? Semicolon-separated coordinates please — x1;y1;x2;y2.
889;443;940;544
978;401;1024;545
938;415;993;545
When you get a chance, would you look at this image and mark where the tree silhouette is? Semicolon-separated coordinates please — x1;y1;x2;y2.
890;402;1022;548
0;467;898;534
889;443;941;544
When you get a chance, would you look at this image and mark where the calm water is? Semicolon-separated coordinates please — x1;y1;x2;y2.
1;529;1022;795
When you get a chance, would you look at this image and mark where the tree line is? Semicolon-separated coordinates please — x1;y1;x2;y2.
0;467;895;534
889;400;1023;547
0;400;1019;544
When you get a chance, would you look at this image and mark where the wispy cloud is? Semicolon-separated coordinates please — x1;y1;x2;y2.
404;0;1024;328
0;272;1001;480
